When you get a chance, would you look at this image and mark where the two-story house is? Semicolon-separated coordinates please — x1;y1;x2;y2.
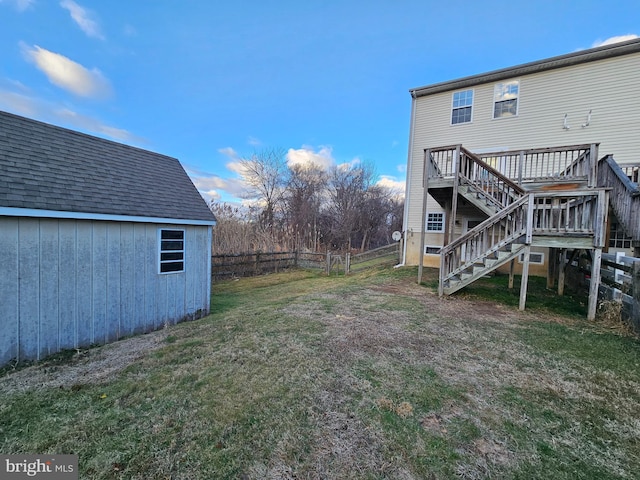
402;37;640;320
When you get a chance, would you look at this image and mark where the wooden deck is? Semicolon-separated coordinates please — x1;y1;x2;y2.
419;143;614;321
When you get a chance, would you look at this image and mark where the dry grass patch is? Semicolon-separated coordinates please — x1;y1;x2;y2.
1;266;639;479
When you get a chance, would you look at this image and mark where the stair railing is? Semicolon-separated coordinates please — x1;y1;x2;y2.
598;155;640;242
439;194;530;295
458;147;525;210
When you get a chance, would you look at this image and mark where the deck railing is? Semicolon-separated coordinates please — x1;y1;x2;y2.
619;163;640;184
477;144;597;185
425;145;459;179
530;190;606;238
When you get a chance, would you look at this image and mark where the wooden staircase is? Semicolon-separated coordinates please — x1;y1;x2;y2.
598;155;640;256
439;194;528;295
420;144;611;319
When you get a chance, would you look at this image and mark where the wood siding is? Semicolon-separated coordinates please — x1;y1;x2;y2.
0;218;212;364
405;51;640;256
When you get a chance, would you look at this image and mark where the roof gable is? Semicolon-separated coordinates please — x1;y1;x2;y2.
0;111;216;223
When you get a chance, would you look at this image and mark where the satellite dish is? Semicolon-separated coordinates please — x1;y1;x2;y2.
392;231;402;242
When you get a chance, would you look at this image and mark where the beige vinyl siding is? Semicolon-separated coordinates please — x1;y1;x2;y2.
406;51;640;228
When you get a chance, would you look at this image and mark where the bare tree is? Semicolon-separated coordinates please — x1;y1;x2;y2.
238;147;288;232
284;163;328;251
325;162;376;251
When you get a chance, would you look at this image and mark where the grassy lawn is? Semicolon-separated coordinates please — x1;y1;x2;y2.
1;266;639;479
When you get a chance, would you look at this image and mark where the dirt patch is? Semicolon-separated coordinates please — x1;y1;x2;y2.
0;329;168;394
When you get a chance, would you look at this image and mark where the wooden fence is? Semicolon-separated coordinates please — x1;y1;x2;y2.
211;244;401;280
211;251;299;280
567;252;640;333
598;253;640;333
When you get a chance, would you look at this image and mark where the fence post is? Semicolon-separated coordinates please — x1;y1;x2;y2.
294;250;298;268
345;252;351;275
326;252;331;275
255;252;260;276
632;261;640;332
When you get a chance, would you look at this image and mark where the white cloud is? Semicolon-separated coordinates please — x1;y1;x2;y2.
0;88;141;144
377;175;406;198
0;0;34;12
21;44;112;98
218;147;249;178
286;145;334;170
0;89;39;117
218;146;241;162
396;164;406;173
248;136;261;147
54;108;143;143
592;34;638;48
186;168;250;205
60;0;104;40
336;157;361;172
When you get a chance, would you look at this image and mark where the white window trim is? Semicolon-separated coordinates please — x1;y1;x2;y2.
158;228;186;274
426;211;446;233
450;89;474;125
492;80;520;120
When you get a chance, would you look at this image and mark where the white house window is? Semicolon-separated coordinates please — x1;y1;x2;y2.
159;229;185;273
518;252;544;265
451;89;474;124
426;212;445;232
609;222;632;249
424;245;441;255
493;80;519;118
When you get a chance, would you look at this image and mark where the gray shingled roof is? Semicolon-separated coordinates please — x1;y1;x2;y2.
0;110;216;223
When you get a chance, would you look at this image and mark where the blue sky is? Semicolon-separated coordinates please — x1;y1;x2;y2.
1;0;638;205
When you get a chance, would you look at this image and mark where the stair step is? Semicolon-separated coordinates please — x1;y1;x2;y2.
473;266;486;275
485;258;499;268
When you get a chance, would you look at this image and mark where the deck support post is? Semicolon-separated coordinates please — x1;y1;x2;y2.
588;247;602;320
508;259;515;289
587;189;608;320
557;249;567;296
520;193;535;311
448;145;461;245
547;247;557;289
519;245;531;311
418;149;430;285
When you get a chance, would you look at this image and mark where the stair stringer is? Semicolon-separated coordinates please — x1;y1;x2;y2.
443;243;526;295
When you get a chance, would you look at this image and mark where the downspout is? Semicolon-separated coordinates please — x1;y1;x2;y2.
401;90;417;266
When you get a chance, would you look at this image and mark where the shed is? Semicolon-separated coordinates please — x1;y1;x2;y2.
0;110;217;365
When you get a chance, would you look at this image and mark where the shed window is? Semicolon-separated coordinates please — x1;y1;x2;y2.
493;80;519;118
159;229;185;273
451;89;473;124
